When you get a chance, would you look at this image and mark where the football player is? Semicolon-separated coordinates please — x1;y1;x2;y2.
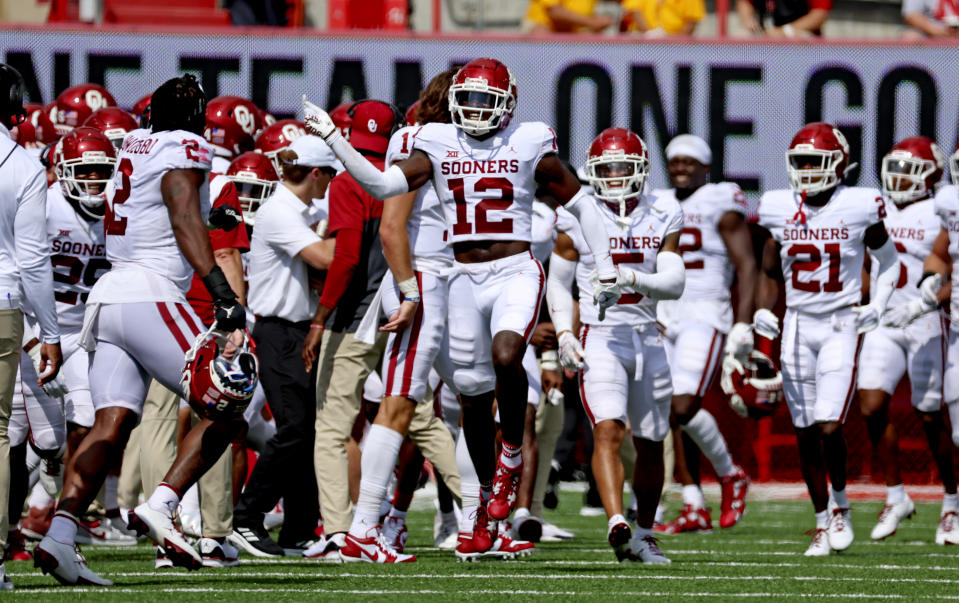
919;143;959;544
254;119;307;177
755;122;899;556
858;136;954;543
303;58;620;553
204;95;260;173
82;108;138;150
49;84;116;137
34;75;249;584
653;134;754;534
548;128;684;563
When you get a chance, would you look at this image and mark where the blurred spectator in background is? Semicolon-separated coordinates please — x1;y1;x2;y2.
620;0;705;35
226;0;288;26
736;0;831;36
901;0;959;37
523;0;616;33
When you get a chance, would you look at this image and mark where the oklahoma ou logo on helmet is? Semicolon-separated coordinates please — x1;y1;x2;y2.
84;90;107;111
281;123;305;142
234;105;256;135
367;118;377;133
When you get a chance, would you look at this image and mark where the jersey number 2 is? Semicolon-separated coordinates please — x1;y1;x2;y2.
448;177;514;236
105;157;132;236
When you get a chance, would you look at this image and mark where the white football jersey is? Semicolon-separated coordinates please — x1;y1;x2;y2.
46;186;109;330
386;126;452;266
531;200;557;263
758;186;885;314
411;121;558;245
934;185;959;319
557;195;683;327
94;128;213;303
653;182;747;303
875;198;938;310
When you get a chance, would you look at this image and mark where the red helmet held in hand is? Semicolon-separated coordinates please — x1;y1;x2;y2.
721;350;783;419
448;58;517;137
226;151;279;226
51;83;117;136
182;327;259;421
786;122;851;195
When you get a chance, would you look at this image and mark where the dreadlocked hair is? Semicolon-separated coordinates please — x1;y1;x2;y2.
150;74;207;136
415;67;460;126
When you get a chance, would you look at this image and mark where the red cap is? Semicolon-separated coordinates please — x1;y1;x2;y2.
349;100;396;154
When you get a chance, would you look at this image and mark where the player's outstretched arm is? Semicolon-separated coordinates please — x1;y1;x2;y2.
617;231;686;300
380;190;420;332
546;232;583;370
753;235;782;339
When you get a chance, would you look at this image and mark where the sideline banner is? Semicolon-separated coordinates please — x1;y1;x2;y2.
2;28;956;194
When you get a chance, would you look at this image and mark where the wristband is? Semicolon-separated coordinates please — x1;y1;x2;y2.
541;349;560;372
201;266;237;302
398;277;420;301
310;323;325;330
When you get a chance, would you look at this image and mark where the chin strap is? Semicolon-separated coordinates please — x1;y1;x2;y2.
792;190;807;225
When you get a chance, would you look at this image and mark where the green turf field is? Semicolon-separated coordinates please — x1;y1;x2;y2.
7;491;959;601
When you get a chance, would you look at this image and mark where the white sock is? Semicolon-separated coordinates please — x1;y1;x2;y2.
886;484;905;505
634;526;652;538
28;483;53;509
682;484;705;510
943;492;959;514
147;483;180;515
682;409;734;478
104;475;119;512
608;513;627;530
181;484;200;516
949;402;959;448
456;430;480;534
350;424;404;538
831;488;849;509
499;441;522;470
815;510;829;529
47;512;78;545
387;507;407;522
654;504;665;524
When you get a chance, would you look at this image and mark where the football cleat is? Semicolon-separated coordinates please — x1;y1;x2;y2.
623;534;671;564
608;521;632;561
434;510;459;550
381;515;408;553
5;530;31;562
488;460;522;521
719;466;750;528
471;504;494;553
454;533;511;562
489;533;534;559
34;536;112;586
936;510;959;545
199;537;240;568
0;563;13;590
20;501;54;541
827;506;854;552
870;497;915;541
74;518;137;546
339;531;415;564
303;533;345;562
540;520;574;542
654;505;713;534
229;521;284;557
155;546;173;569
127;503;202;570
804;528;831;556
512;513;543;543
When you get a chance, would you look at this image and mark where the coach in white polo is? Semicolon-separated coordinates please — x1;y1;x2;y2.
0;64;61;588
232;135;337;556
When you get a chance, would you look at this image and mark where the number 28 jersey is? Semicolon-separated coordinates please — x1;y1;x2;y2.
411;121;558;245
757;185;885;314
97;128;213;303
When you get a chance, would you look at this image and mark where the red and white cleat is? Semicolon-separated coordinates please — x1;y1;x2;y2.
455;533;511;562
339;531;415;563
719;466;749;528
471;504;494;553
127;503;202;570
936;510;959;545
654;505;713;534
488;460;522;521
491;530;534;559
607;521;632;561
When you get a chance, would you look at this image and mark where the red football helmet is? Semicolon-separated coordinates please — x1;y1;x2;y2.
132;93;151;127
51;84;117;136
405;100;421;126
586;128;649;223
881;136;945;204
448;58;517;137
82;107;138;149
254;119;306;175
226;151;279;226
53;126;116;220
329;102;353;139
182;326;259;421
12;103;58;149
786;122;851;195
720;350;783;419
203;95;259;159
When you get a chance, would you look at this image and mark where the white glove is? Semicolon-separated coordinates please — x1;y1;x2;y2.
26;343;67;398
719;355;749;419
558;330;585;370
882;298;936;328
592;279;621;321
302;95;340;143
919;273;943;307
752;308;780;339
851;304;881;334
724;322;754;360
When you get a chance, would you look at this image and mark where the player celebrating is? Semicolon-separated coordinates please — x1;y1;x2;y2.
34;75;251;585
653;134;754;533
755;122;899;556
548;128;683;563
303;57;620;552
859;136;953;543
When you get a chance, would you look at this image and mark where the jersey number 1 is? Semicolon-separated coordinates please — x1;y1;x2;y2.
448;177;514;236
